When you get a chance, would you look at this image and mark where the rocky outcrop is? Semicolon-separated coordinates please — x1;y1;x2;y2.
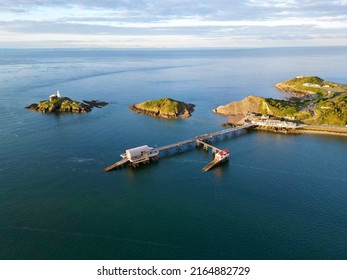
26;97;108;113
275;83;317;98
83;100;108;108
213;96;271;116
129;97;195;119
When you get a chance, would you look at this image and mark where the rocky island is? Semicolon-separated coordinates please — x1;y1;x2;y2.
129;97;195;119
214;76;347;127
26;91;108;113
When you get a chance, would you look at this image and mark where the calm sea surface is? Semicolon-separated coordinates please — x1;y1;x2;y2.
0;47;346;259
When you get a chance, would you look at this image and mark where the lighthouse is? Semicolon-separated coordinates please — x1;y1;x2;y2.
49;90;61;101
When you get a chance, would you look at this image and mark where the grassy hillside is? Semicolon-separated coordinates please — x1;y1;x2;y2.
264;94;347;125
274;76;347;125
315;93;347;126
131;97;195;118
214;76;347;126
262;98;300;116
136;98;185;115
279;76;324;94
276;76;346;97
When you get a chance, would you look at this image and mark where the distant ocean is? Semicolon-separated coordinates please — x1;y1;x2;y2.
0;47;346;259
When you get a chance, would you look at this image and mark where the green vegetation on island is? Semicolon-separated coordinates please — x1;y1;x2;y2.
26;92;108;113
214;76;347;126
129;97;195;119
275;76;346;97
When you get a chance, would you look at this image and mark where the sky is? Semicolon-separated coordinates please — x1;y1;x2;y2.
0;0;347;48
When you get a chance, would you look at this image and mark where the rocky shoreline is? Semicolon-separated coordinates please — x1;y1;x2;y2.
26;97;108;113
275;83;317;98
217;121;347;137
254;125;347;136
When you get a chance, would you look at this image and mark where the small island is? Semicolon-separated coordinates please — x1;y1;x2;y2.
26;91;108;113
214;76;347;127
129;97;195;119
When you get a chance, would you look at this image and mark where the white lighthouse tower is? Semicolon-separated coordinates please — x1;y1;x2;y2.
49;90;61;101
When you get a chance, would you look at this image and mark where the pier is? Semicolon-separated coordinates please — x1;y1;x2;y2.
196;139;221;154
104;120;335;172
104;120;309;172
104;123;255;172
202;158;222;172
157;123;254;152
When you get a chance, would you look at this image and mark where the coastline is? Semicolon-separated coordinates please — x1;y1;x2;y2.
252;125;347;137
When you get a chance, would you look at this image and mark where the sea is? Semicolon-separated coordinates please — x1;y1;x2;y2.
0;47;346;260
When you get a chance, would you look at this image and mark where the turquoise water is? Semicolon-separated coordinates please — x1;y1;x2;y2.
0;47;346;259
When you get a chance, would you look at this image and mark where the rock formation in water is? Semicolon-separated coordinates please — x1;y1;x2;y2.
26;92;108;113
129;97;195;119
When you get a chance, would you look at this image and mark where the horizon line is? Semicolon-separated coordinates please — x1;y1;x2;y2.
1;45;347;51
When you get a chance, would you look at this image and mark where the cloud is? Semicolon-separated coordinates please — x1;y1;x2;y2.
0;0;346;48
247;0;299;8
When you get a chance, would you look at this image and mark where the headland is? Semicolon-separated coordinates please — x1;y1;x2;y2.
214;76;347;136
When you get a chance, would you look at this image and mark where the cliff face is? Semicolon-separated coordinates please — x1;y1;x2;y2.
130;97;195;119
213;96;271;116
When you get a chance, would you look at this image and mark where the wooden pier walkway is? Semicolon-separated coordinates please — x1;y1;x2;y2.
202;158;220;172
104;158;129;172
